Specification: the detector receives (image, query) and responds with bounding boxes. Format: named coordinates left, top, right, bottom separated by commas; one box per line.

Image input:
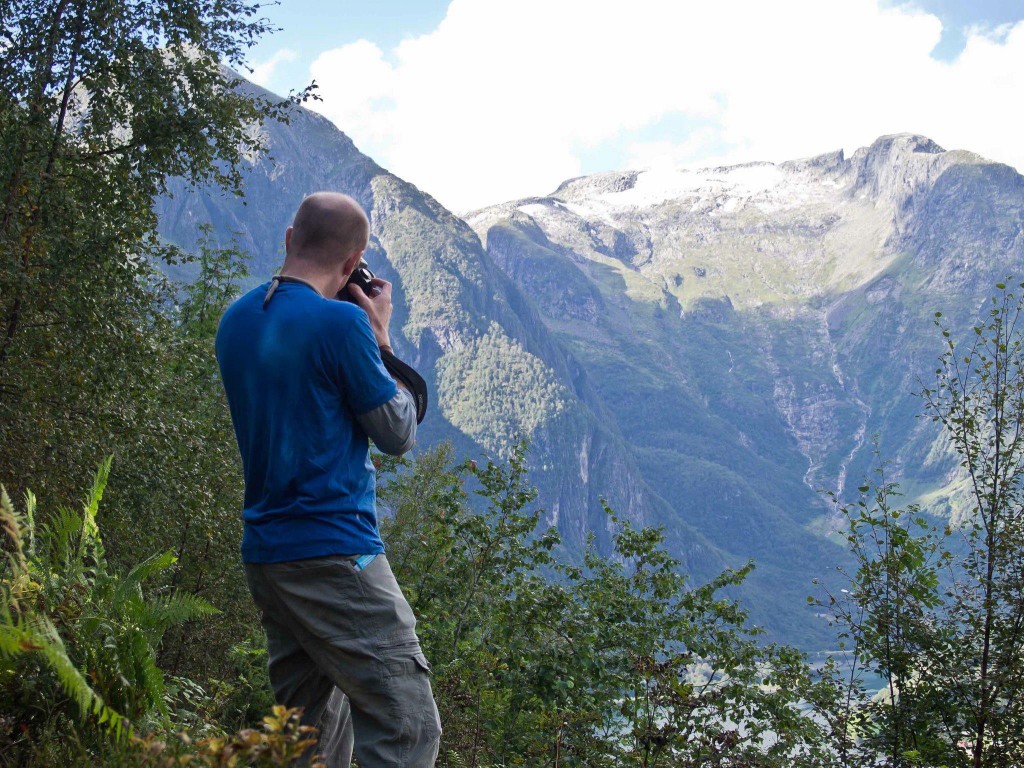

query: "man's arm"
left=356, top=385, right=416, bottom=456
left=347, top=277, right=416, bottom=456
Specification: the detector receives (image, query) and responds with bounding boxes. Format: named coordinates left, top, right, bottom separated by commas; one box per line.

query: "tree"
left=0, top=0, right=311, bottom=685
left=825, top=282, right=1024, bottom=767
left=922, top=284, right=1024, bottom=767
left=0, top=0, right=305, bottom=501
left=821, top=461, right=951, bottom=767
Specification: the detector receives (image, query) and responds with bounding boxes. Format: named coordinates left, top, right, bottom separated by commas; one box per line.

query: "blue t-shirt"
left=215, top=280, right=398, bottom=563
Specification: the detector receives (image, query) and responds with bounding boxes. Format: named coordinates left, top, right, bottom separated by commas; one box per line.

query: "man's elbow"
left=358, top=390, right=417, bottom=456
left=376, top=428, right=416, bottom=456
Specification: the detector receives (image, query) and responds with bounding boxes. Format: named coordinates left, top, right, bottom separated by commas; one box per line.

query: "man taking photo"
left=216, top=191, right=441, bottom=767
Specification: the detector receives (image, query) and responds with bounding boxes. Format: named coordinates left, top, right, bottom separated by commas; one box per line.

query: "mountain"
left=156, top=78, right=1024, bottom=647
left=465, top=134, right=1024, bottom=641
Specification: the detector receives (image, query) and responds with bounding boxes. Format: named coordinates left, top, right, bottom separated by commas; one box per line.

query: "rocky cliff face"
left=159, top=82, right=1024, bottom=648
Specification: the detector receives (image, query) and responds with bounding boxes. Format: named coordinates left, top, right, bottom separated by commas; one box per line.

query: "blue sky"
left=245, top=1, right=1024, bottom=211
left=892, top=0, right=1024, bottom=57
left=247, top=0, right=450, bottom=75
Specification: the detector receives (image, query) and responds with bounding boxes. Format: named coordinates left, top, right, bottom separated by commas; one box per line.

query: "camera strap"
left=380, top=349, right=429, bottom=425
left=263, top=274, right=323, bottom=309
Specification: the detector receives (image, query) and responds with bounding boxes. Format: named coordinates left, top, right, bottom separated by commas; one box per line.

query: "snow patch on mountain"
left=549, top=160, right=860, bottom=232
left=470, top=136, right=979, bottom=314
left=613, top=163, right=784, bottom=208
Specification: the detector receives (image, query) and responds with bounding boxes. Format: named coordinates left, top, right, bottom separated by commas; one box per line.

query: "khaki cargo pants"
left=244, top=554, right=442, bottom=767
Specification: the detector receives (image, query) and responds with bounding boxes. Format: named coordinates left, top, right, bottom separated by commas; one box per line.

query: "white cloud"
left=307, top=0, right=1024, bottom=212
left=250, top=48, right=298, bottom=88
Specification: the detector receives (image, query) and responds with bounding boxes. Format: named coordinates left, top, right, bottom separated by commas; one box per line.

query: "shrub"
left=0, top=459, right=216, bottom=762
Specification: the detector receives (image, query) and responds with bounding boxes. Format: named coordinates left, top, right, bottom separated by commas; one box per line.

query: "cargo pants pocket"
left=380, top=646, right=441, bottom=766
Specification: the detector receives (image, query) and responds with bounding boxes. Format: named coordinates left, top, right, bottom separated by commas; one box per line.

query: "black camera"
left=340, top=259, right=376, bottom=301
left=337, top=259, right=429, bottom=424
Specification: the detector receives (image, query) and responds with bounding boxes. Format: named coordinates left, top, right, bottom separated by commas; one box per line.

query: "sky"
left=245, top=0, right=1024, bottom=213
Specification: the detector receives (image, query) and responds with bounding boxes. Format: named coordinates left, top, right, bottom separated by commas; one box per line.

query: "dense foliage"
left=0, top=0, right=288, bottom=498
left=0, top=459, right=216, bottom=761
left=2, top=444, right=837, bottom=767
left=0, top=0, right=316, bottom=760
left=6, top=285, right=1024, bottom=766
left=0, top=0, right=311, bottom=688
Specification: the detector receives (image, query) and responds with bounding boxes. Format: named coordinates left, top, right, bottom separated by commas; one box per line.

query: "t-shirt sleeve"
left=324, top=306, right=398, bottom=415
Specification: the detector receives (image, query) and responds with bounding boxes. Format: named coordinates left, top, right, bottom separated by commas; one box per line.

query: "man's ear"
left=285, top=226, right=293, bottom=253
left=344, top=249, right=364, bottom=276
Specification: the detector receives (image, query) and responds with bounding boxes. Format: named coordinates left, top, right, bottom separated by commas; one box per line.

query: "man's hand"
left=347, top=277, right=393, bottom=348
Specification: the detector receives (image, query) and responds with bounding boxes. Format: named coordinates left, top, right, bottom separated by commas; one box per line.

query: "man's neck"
left=277, top=262, right=342, bottom=299
left=276, top=273, right=325, bottom=297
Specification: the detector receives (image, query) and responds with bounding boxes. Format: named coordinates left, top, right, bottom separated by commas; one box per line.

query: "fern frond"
left=106, top=551, right=174, bottom=611
left=42, top=506, right=84, bottom=572
left=24, top=489, right=36, bottom=558
left=1, top=485, right=27, bottom=574
left=83, top=456, right=113, bottom=528
left=0, top=618, right=28, bottom=657
left=0, top=614, right=127, bottom=739
left=0, top=485, right=16, bottom=540
left=80, top=456, right=113, bottom=564
left=144, top=592, right=219, bottom=641
left=126, top=550, right=178, bottom=586
left=133, top=631, right=168, bottom=718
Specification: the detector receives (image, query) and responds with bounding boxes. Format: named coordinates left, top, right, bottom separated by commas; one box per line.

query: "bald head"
left=287, top=192, right=370, bottom=265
